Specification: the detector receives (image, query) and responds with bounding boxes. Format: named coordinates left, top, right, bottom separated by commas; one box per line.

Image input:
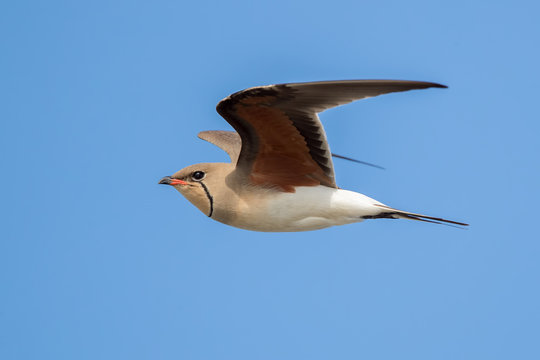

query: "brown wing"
left=216, top=80, right=446, bottom=192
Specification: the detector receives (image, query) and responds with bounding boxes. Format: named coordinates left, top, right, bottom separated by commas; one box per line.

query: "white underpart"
left=235, top=186, right=386, bottom=232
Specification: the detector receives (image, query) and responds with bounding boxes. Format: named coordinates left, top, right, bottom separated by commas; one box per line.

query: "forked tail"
left=368, top=204, right=469, bottom=227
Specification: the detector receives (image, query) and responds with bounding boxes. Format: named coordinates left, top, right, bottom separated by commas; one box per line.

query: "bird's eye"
left=191, top=171, right=205, bottom=181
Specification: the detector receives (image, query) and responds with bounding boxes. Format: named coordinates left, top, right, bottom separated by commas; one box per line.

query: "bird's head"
left=159, top=162, right=232, bottom=217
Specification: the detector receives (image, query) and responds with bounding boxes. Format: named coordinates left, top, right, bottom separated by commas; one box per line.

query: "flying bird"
left=159, top=80, right=468, bottom=231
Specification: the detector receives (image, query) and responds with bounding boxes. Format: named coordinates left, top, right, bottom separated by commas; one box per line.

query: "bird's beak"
left=158, top=176, right=188, bottom=186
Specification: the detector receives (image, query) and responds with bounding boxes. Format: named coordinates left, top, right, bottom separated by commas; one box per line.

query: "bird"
left=159, top=80, right=468, bottom=232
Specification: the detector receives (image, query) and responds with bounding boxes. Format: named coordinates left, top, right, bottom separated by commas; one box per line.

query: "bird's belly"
left=227, top=186, right=384, bottom=232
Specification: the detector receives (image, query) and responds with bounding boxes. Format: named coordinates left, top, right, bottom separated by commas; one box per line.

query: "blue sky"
left=1, top=0, right=539, bottom=359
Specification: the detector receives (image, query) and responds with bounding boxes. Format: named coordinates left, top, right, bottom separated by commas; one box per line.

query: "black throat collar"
left=199, top=181, right=214, bottom=217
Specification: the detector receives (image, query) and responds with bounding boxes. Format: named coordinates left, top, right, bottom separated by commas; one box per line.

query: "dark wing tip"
left=430, top=82, right=448, bottom=89
left=400, top=80, right=447, bottom=89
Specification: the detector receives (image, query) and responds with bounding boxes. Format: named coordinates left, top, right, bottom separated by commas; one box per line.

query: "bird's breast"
left=219, top=186, right=384, bottom=232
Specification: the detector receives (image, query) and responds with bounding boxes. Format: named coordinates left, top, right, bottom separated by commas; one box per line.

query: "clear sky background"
left=1, top=1, right=539, bottom=359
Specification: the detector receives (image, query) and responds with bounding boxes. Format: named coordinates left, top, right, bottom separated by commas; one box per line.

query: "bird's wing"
left=198, top=130, right=242, bottom=163
left=216, top=80, right=446, bottom=192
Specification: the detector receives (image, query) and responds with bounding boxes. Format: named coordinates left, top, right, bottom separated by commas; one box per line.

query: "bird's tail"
left=370, top=204, right=469, bottom=227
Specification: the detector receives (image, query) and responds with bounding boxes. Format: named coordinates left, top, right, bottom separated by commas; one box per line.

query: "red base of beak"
left=159, top=176, right=188, bottom=186
left=169, top=179, right=188, bottom=185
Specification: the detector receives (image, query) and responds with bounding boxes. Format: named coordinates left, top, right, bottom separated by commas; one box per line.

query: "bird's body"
left=209, top=181, right=384, bottom=232
left=227, top=186, right=385, bottom=232
left=159, top=80, right=468, bottom=231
